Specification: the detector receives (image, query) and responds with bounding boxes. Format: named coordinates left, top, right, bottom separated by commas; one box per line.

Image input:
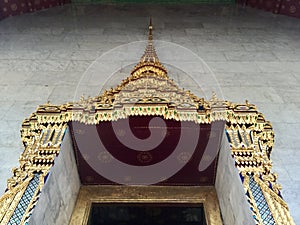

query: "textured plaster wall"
left=215, top=134, right=255, bottom=225
left=28, top=129, right=80, bottom=225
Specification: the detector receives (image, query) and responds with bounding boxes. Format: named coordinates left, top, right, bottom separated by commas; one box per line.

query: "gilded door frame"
left=69, top=185, right=222, bottom=225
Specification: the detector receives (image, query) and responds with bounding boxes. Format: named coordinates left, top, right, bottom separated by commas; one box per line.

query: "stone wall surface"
left=28, top=129, right=80, bottom=225
left=0, top=4, right=299, bottom=224
left=215, top=134, right=255, bottom=225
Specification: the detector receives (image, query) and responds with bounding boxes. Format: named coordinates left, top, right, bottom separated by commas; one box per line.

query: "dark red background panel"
left=69, top=116, right=225, bottom=186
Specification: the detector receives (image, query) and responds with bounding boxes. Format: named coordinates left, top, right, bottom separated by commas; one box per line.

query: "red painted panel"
left=238, top=0, right=300, bottom=18
left=0, top=0, right=29, bottom=18
left=69, top=116, right=225, bottom=186
left=279, top=0, right=300, bottom=18
left=246, top=0, right=280, bottom=12
left=0, top=0, right=70, bottom=19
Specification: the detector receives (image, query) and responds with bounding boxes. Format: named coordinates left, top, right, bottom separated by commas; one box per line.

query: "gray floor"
left=0, top=3, right=299, bottom=223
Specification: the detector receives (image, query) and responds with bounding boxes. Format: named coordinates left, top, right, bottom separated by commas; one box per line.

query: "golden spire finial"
left=148, top=17, right=153, bottom=41
left=130, top=18, right=168, bottom=78
left=140, top=17, right=159, bottom=64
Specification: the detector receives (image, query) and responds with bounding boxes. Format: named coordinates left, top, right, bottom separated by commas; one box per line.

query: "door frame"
left=69, top=185, right=222, bottom=225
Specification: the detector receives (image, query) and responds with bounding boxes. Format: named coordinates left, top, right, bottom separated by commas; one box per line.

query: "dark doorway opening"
left=87, top=203, right=207, bottom=225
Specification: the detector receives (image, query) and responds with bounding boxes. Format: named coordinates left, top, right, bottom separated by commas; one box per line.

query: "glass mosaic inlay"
left=249, top=176, right=276, bottom=225
left=7, top=174, right=40, bottom=225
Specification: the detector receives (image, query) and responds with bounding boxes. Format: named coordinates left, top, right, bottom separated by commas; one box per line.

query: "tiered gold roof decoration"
left=0, top=21, right=295, bottom=225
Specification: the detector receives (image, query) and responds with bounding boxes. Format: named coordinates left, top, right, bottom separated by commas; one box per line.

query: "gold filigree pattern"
left=227, top=109, right=295, bottom=225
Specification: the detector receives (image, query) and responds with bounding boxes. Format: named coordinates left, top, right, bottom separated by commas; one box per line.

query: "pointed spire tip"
left=130, top=19, right=168, bottom=77
left=148, top=17, right=153, bottom=41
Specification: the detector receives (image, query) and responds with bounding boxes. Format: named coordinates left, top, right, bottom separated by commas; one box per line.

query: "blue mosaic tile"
left=249, top=175, right=276, bottom=225
left=8, top=174, right=40, bottom=225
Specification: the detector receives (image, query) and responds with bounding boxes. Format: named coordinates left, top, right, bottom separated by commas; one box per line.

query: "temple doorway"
left=69, top=185, right=221, bottom=225
left=87, top=203, right=206, bottom=225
